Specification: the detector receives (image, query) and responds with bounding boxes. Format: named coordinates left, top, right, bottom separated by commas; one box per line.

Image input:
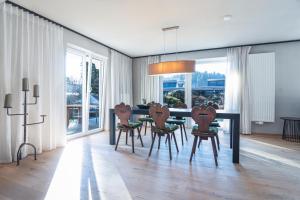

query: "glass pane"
left=192, top=62, right=226, bottom=109
left=88, top=58, right=102, bottom=131
left=163, top=74, right=185, bottom=107
left=66, top=52, right=84, bottom=135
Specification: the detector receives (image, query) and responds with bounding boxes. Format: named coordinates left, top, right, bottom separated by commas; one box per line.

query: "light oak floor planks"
left=0, top=130, right=299, bottom=200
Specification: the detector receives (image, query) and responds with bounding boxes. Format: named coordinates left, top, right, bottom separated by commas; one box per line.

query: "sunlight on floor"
left=43, top=140, right=132, bottom=200
left=44, top=143, right=83, bottom=200
left=241, top=147, right=300, bottom=169
left=245, top=138, right=298, bottom=151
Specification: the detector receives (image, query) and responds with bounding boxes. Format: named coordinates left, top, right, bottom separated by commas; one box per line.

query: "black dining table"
left=109, top=108, right=240, bottom=163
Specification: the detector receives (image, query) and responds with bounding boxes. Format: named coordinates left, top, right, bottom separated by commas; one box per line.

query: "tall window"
left=160, top=58, right=226, bottom=109
left=162, top=74, right=185, bottom=107
left=66, top=47, right=105, bottom=136
left=192, top=59, right=226, bottom=109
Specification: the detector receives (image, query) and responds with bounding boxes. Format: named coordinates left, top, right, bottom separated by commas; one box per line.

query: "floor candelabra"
left=4, top=78, right=46, bottom=165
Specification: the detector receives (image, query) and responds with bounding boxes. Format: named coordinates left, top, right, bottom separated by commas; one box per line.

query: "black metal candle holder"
left=4, top=78, right=46, bottom=166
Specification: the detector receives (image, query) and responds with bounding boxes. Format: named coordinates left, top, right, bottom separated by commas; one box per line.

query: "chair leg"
left=131, top=130, right=135, bottom=153
left=137, top=127, right=144, bottom=147
left=148, top=133, right=157, bottom=157
left=115, top=129, right=122, bottom=151
left=197, top=138, right=202, bottom=148
left=211, top=137, right=218, bottom=166
left=183, top=124, right=188, bottom=141
left=126, top=130, right=128, bottom=145
left=158, top=135, right=161, bottom=149
left=165, top=135, right=168, bottom=144
left=137, top=127, right=140, bottom=139
left=167, top=134, right=172, bottom=160
left=180, top=125, right=184, bottom=146
left=216, top=134, right=220, bottom=150
left=172, top=132, right=179, bottom=153
left=150, top=123, right=154, bottom=140
left=144, top=121, right=148, bottom=135
left=190, top=136, right=198, bottom=162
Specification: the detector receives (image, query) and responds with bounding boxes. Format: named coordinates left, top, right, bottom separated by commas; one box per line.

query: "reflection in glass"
left=66, top=52, right=83, bottom=135
left=88, top=58, right=102, bottom=131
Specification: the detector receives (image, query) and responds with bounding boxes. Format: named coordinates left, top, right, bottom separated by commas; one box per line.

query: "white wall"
left=251, top=42, right=300, bottom=134
left=151, top=41, right=300, bottom=134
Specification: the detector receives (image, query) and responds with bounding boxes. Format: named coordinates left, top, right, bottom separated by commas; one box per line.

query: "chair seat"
left=139, top=117, right=154, bottom=123
left=192, top=125, right=218, bottom=135
left=118, top=121, right=143, bottom=129
left=166, top=118, right=185, bottom=125
left=152, top=123, right=179, bottom=134
left=210, top=121, right=220, bottom=127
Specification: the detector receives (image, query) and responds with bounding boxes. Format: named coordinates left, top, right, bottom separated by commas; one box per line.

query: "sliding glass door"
left=66, top=51, right=84, bottom=135
left=66, top=47, right=105, bottom=137
left=87, top=58, right=103, bottom=131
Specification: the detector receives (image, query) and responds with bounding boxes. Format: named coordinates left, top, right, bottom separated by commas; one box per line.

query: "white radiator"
left=248, top=52, right=275, bottom=123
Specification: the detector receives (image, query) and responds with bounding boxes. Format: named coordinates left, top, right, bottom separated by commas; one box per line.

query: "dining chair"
left=148, top=104, right=179, bottom=160
left=138, top=101, right=155, bottom=136
left=166, top=102, right=188, bottom=145
left=198, top=103, right=220, bottom=149
left=190, top=105, right=219, bottom=166
left=114, top=103, right=144, bottom=153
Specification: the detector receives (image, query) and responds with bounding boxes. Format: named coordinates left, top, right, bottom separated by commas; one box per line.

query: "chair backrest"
left=174, top=102, right=188, bottom=109
left=207, top=102, right=219, bottom=109
left=115, top=102, right=131, bottom=126
left=147, top=101, right=156, bottom=106
left=192, top=106, right=216, bottom=132
left=149, top=104, right=169, bottom=129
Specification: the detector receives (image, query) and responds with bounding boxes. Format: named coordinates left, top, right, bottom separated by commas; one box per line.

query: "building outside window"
left=162, top=74, right=185, bottom=107
left=162, top=57, right=226, bottom=109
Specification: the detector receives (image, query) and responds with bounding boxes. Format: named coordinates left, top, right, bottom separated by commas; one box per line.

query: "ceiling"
left=9, top=0, right=300, bottom=57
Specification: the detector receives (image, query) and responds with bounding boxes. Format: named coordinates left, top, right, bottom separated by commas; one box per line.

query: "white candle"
left=4, top=94, right=12, bottom=108
left=22, top=78, right=29, bottom=91
left=33, top=84, right=39, bottom=97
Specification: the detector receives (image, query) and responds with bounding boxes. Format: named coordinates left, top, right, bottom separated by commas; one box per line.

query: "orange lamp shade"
left=148, top=60, right=195, bottom=75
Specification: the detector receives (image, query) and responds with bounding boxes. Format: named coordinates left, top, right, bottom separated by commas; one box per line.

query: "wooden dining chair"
left=197, top=103, right=220, bottom=150
left=114, top=103, right=143, bottom=153
left=190, top=105, right=219, bottom=166
left=166, top=102, right=188, bottom=145
left=138, top=101, right=155, bottom=136
left=148, top=104, right=179, bottom=160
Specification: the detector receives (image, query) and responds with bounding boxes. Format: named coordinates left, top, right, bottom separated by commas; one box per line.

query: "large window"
left=66, top=47, right=105, bottom=136
left=161, top=58, right=226, bottom=109
left=192, top=59, right=226, bottom=109
left=163, top=74, right=185, bottom=107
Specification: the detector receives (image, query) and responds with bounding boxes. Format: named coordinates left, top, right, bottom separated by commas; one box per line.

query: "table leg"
left=110, top=109, right=116, bottom=145
left=282, top=120, right=286, bottom=139
left=230, top=119, right=233, bottom=149
left=232, top=116, right=240, bottom=163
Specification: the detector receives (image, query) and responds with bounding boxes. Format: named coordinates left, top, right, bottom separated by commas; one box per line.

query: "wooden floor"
left=0, top=130, right=300, bottom=200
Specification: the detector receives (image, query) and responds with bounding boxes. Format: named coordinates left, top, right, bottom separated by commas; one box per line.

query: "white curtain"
left=103, top=50, right=133, bottom=130
left=225, top=46, right=252, bottom=134
left=132, top=56, right=161, bottom=105
left=0, top=3, right=66, bottom=163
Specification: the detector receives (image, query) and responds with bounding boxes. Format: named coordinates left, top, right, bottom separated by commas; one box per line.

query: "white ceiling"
left=9, top=0, right=300, bottom=57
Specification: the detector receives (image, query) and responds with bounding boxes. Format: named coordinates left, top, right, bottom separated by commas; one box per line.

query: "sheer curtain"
left=132, top=56, right=161, bottom=105
left=0, top=3, right=66, bottom=163
left=225, top=46, right=252, bottom=134
left=103, top=50, right=133, bottom=130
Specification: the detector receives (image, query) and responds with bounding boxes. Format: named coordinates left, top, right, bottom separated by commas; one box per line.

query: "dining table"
left=109, top=107, right=240, bottom=163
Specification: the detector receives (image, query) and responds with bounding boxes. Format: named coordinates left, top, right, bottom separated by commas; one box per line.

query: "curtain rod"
left=133, top=39, right=300, bottom=59
left=5, top=0, right=133, bottom=59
